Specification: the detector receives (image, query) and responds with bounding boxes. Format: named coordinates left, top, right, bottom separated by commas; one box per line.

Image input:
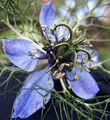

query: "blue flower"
left=2, top=1, right=99, bottom=119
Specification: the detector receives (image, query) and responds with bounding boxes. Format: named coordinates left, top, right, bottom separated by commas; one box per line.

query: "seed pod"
left=56, top=45, right=67, bottom=57
left=62, top=49, right=74, bottom=59
left=80, top=65, right=83, bottom=72
left=56, top=72, right=65, bottom=79
left=84, top=58, right=89, bottom=64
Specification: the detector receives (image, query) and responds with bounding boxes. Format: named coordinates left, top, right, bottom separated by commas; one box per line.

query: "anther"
left=31, top=50, right=38, bottom=54
left=56, top=72, right=65, bottom=79
left=68, top=86, right=73, bottom=89
left=27, top=51, right=32, bottom=56
left=91, top=56, right=98, bottom=62
left=84, top=65, right=90, bottom=72
left=33, top=55, right=40, bottom=58
left=74, top=73, right=79, bottom=81
left=48, top=80, right=51, bottom=85
left=89, top=63, right=92, bottom=68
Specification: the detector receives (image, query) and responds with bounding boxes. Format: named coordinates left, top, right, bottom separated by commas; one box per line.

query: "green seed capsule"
left=56, top=45, right=67, bottom=57
left=62, top=49, right=74, bottom=58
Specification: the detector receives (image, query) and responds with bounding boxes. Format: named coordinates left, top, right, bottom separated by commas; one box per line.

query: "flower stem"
left=73, top=14, right=91, bottom=33
left=4, top=21, right=24, bottom=38
left=59, top=78, right=69, bottom=93
left=3, top=21, right=46, bottom=54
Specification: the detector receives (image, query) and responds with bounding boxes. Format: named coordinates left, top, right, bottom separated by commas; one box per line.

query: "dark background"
left=0, top=70, right=110, bottom=120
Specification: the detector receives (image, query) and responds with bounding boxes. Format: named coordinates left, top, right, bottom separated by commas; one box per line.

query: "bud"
left=84, top=58, right=89, bottom=64
left=91, top=56, right=98, bottom=62
left=84, top=39, right=90, bottom=45
left=27, top=51, right=31, bottom=56
left=43, top=105, right=46, bottom=109
left=89, top=44, right=93, bottom=47
left=80, top=65, right=83, bottom=72
left=89, top=50, right=94, bottom=54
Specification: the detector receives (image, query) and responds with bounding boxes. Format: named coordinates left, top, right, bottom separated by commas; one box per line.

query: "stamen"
left=91, top=56, right=98, bottom=62
left=47, top=59, right=59, bottom=72
left=89, top=63, right=92, bottom=68
left=48, top=80, right=51, bottom=85
left=33, top=55, right=40, bottom=58
left=31, top=50, right=38, bottom=54
left=74, top=73, right=79, bottom=81
left=82, top=54, right=84, bottom=60
left=27, top=51, right=32, bottom=56
left=64, top=63, right=70, bottom=66
left=84, top=65, right=90, bottom=72
left=80, top=65, right=83, bottom=72
left=41, top=25, right=48, bottom=31
left=56, top=72, right=65, bottom=79
left=68, top=86, right=73, bottom=89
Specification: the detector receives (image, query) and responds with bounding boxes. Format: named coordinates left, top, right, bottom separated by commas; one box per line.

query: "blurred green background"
left=0, top=0, right=110, bottom=71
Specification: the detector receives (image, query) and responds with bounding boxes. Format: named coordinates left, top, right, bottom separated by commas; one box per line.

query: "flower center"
left=41, top=22, right=94, bottom=78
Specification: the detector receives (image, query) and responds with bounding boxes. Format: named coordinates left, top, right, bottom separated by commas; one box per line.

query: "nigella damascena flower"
left=2, top=1, right=99, bottom=119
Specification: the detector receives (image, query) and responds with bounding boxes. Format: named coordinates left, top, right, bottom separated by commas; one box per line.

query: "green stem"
left=4, top=21, right=46, bottom=54
left=4, top=21, right=24, bottom=38
left=73, top=14, right=91, bottom=33
left=60, top=78, right=69, bottom=93
left=56, top=93, right=92, bottom=120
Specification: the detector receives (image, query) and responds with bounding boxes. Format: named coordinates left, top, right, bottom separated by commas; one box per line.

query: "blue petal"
left=12, top=66, right=54, bottom=119
left=66, top=67, right=99, bottom=99
left=39, top=2, right=55, bottom=27
left=2, top=39, right=41, bottom=72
